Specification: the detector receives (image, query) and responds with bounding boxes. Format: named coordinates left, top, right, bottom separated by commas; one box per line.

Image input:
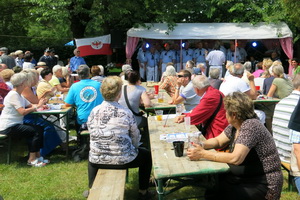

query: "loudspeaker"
left=110, top=30, right=124, bottom=49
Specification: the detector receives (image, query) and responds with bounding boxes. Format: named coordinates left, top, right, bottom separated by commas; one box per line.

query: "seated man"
left=273, top=73, right=300, bottom=163
left=175, top=75, right=228, bottom=139
left=170, top=70, right=201, bottom=112
left=65, top=65, right=103, bottom=133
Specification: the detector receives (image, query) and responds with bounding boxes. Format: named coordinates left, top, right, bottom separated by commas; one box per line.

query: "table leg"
left=65, top=111, right=70, bottom=157
left=157, top=179, right=164, bottom=200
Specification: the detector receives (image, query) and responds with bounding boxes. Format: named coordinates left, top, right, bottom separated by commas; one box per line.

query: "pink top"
left=253, top=69, right=264, bottom=78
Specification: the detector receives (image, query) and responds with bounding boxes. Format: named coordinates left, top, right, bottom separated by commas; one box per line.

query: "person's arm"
left=187, top=132, right=250, bottom=165
left=171, top=78, right=184, bottom=104
left=17, top=98, right=47, bottom=116
left=22, top=87, right=39, bottom=104
left=267, top=84, right=277, bottom=98
left=55, top=84, right=69, bottom=93
left=140, top=91, right=152, bottom=107
left=294, top=143, right=300, bottom=170
left=244, top=72, right=257, bottom=100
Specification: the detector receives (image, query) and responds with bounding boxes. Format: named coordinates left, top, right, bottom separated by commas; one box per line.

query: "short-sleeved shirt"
left=49, top=76, right=60, bottom=87
left=87, top=101, right=140, bottom=165
left=272, top=78, right=293, bottom=99
left=182, top=49, right=194, bottom=63
left=224, top=119, right=283, bottom=200
left=206, top=50, right=226, bottom=66
left=65, top=79, right=103, bottom=125
left=179, top=81, right=201, bottom=111
left=118, top=85, right=146, bottom=125
left=69, top=56, right=86, bottom=72
left=193, top=48, right=206, bottom=63
left=36, top=79, right=54, bottom=100
left=160, top=50, right=175, bottom=63
left=290, top=130, right=300, bottom=177
left=145, top=52, right=159, bottom=67
left=159, top=76, right=177, bottom=97
left=0, top=91, right=30, bottom=131
left=219, top=76, right=250, bottom=96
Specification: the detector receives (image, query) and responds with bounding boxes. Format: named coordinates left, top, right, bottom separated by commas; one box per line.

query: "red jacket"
left=185, top=86, right=228, bottom=139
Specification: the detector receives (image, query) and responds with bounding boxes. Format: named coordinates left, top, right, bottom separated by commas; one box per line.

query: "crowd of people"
left=0, top=42, right=300, bottom=200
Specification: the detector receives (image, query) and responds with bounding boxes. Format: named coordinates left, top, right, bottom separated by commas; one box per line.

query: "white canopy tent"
left=126, top=22, right=294, bottom=74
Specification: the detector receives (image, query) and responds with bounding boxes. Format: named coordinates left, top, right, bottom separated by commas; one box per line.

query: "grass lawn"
left=0, top=138, right=299, bottom=200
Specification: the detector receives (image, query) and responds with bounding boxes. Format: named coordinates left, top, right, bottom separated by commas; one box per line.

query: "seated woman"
left=267, top=64, right=293, bottom=99
left=21, top=69, right=64, bottom=156
left=118, top=70, right=152, bottom=129
left=59, top=66, right=73, bottom=88
left=0, top=72, right=48, bottom=166
left=87, top=76, right=153, bottom=199
left=91, top=65, right=105, bottom=83
left=49, top=65, right=69, bottom=93
left=187, top=92, right=283, bottom=200
left=36, top=68, right=56, bottom=101
left=0, top=69, right=15, bottom=90
left=159, top=65, right=177, bottom=97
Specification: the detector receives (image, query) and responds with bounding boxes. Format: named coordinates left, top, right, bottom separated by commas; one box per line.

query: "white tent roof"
left=127, top=22, right=292, bottom=40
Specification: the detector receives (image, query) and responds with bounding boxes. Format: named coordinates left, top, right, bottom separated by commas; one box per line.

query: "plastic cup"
left=157, top=93, right=164, bottom=103
left=173, top=141, right=184, bottom=157
left=188, top=132, right=203, bottom=149
left=255, top=86, right=260, bottom=91
left=176, top=104, right=183, bottom=116
left=184, top=116, right=191, bottom=133
left=155, top=110, right=163, bottom=121
left=154, top=85, right=159, bottom=94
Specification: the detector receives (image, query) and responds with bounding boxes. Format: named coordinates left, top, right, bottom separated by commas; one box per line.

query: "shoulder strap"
left=123, top=85, right=143, bottom=116
left=203, top=94, right=223, bottom=131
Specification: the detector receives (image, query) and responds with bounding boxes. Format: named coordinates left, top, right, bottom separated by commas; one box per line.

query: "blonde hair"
left=61, top=67, right=69, bottom=77
left=0, top=69, right=15, bottom=82
left=101, top=76, right=123, bottom=101
left=272, top=65, right=284, bottom=78
left=22, top=69, right=39, bottom=86
left=224, top=92, right=257, bottom=121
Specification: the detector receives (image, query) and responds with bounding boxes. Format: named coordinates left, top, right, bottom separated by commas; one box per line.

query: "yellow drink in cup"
left=158, top=98, right=164, bottom=103
left=155, top=110, right=163, bottom=121
left=156, top=115, right=163, bottom=121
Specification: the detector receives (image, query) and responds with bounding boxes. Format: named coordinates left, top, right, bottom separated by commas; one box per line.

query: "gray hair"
left=192, top=75, right=210, bottom=89
left=22, top=69, right=39, bottom=86
left=164, top=65, right=176, bottom=76
left=52, top=65, right=62, bottom=74
left=77, top=65, right=90, bottom=80
left=122, top=64, right=132, bottom=72
left=243, top=61, right=252, bottom=72
left=209, top=68, right=221, bottom=79
left=185, top=60, right=195, bottom=69
left=10, top=72, right=28, bottom=87
left=98, top=65, right=104, bottom=75
left=232, top=63, right=245, bottom=76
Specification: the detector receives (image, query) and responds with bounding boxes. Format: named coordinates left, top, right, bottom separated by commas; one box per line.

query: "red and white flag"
left=75, top=35, right=112, bottom=57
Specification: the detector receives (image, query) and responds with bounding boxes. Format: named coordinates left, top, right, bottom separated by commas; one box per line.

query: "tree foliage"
left=0, top=0, right=300, bottom=56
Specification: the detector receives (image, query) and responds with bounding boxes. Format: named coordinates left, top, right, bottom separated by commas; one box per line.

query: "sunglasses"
left=177, top=75, right=185, bottom=78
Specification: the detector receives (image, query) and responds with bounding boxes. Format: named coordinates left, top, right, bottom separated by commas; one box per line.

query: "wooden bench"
left=0, top=134, right=11, bottom=164
left=281, top=161, right=295, bottom=191
left=88, top=169, right=127, bottom=200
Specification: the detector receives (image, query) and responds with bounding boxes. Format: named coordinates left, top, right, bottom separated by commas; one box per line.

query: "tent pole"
left=180, top=39, right=182, bottom=70
left=234, top=39, right=237, bottom=63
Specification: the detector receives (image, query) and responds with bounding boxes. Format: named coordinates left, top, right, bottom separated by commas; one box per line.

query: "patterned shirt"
left=87, top=101, right=140, bottom=165
left=224, top=119, right=283, bottom=200
left=159, top=76, right=177, bottom=97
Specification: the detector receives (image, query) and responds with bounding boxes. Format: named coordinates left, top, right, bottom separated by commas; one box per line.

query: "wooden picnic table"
left=148, top=115, right=229, bottom=200
left=253, top=96, right=280, bottom=133
left=32, top=106, right=73, bottom=157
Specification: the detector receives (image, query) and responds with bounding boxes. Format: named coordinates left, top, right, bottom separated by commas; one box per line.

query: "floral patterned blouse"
left=87, top=101, right=140, bottom=165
